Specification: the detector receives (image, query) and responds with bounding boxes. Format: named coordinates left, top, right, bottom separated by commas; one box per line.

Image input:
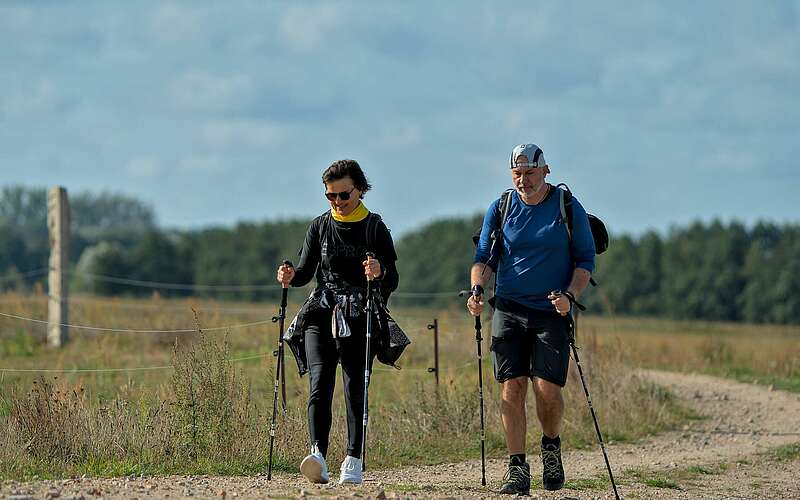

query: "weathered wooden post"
left=427, top=318, right=440, bottom=387
left=47, top=186, right=70, bottom=347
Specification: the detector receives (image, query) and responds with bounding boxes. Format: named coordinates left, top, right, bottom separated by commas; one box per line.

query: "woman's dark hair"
left=322, top=159, right=371, bottom=196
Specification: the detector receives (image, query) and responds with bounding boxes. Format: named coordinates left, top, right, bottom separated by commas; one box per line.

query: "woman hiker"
left=276, top=159, right=399, bottom=485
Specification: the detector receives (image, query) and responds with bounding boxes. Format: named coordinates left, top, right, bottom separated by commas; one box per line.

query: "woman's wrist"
left=372, top=261, right=385, bottom=281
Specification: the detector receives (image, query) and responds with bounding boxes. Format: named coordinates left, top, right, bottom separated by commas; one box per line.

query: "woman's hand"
left=276, top=263, right=295, bottom=287
left=363, top=256, right=382, bottom=281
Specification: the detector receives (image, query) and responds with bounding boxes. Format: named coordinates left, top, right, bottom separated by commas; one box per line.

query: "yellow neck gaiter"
left=331, top=201, right=369, bottom=222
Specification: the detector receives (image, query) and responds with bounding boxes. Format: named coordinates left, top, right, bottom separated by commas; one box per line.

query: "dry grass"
left=578, top=315, right=800, bottom=392
left=1, top=292, right=773, bottom=479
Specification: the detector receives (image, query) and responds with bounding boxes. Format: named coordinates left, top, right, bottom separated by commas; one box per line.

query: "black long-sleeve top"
left=290, top=212, right=399, bottom=301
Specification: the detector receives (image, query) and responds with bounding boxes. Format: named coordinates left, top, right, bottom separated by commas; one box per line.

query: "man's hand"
left=466, top=284, right=484, bottom=316
left=548, top=290, right=571, bottom=316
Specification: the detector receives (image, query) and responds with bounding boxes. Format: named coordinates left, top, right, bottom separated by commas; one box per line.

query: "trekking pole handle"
left=365, top=252, right=376, bottom=282
left=550, top=289, right=586, bottom=311
left=271, top=260, right=293, bottom=322
left=458, top=285, right=484, bottom=298
left=280, top=260, right=294, bottom=289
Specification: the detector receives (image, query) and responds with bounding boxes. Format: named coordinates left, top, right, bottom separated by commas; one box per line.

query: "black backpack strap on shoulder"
left=318, top=211, right=338, bottom=284
left=488, top=188, right=514, bottom=262
left=318, top=211, right=332, bottom=246
left=497, top=188, right=514, bottom=230
left=556, top=183, right=574, bottom=240
left=365, top=212, right=382, bottom=253
left=557, top=183, right=598, bottom=287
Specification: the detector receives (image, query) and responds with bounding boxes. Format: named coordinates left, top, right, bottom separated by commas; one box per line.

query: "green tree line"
left=1, top=186, right=798, bottom=324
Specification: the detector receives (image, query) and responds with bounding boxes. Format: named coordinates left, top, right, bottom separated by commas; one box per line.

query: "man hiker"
left=466, top=143, right=596, bottom=495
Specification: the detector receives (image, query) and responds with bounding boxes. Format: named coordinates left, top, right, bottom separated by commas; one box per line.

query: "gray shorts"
left=490, top=296, right=572, bottom=387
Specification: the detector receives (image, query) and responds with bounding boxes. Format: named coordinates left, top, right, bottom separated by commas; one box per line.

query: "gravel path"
left=2, top=370, right=799, bottom=499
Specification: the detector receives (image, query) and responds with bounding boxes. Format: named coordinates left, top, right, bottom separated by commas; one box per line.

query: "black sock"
left=542, top=434, right=560, bottom=447
left=509, top=453, right=526, bottom=466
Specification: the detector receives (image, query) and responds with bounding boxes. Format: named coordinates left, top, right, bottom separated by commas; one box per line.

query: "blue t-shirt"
left=474, top=187, right=596, bottom=311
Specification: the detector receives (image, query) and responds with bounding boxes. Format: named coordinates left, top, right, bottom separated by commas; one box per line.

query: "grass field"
left=582, top=315, right=800, bottom=392
left=1, top=292, right=797, bottom=480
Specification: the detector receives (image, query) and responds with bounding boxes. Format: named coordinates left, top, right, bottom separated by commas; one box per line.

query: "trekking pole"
left=267, top=260, right=292, bottom=481
left=360, top=252, right=376, bottom=472
left=459, top=289, right=487, bottom=486
left=555, top=292, right=620, bottom=500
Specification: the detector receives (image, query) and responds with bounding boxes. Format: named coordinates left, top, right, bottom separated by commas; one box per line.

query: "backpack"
left=472, top=184, right=608, bottom=283
left=556, top=183, right=609, bottom=256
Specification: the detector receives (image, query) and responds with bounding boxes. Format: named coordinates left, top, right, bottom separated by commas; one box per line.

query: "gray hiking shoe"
left=499, top=462, right=530, bottom=495
left=541, top=442, right=565, bottom=491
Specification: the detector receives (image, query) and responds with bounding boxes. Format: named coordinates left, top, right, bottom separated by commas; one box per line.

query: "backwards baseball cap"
left=510, top=143, right=546, bottom=168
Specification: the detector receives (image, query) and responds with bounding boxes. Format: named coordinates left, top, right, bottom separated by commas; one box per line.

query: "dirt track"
left=2, top=371, right=800, bottom=499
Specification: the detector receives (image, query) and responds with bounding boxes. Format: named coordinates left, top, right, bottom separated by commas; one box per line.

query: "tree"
left=75, top=241, right=131, bottom=295
left=394, top=214, right=481, bottom=307
left=125, top=230, right=192, bottom=297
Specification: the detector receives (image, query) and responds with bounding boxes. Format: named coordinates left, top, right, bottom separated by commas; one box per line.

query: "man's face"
left=511, top=155, right=548, bottom=198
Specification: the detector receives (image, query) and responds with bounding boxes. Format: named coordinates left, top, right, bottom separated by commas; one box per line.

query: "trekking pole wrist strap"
left=563, top=290, right=587, bottom=311
left=471, top=284, right=484, bottom=298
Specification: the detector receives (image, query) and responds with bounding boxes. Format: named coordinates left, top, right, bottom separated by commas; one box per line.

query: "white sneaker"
left=338, top=455, right=363, bottom=485
left=299, top=445, right=329, bottom=484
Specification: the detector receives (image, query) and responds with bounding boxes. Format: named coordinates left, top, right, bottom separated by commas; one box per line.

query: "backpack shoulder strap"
left=497, top=188, right=514, bottom=231
left=365, top=212, right=382, bottom=252
left=318, top=211, right=332, bottom=242
left=555, top=183, right=574, bottom=241
left=317, top=211, right=335, bottom=282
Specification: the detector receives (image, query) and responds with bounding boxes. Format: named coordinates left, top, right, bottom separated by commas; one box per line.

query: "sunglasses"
left=325, top=188, right=356, bottom=201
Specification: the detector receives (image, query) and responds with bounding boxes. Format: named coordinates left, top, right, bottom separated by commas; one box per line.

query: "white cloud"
left=504, top=109, right=526, bottom=132
left=279, top=4, right=342, bottom=51
left=149, top=3, right=204, bottom=44
left=380, top=123, right=421, bottom=148
left=167, top=72, right=253, bottom=113
left=3, top=4, right=35, bottom=30
left=201, top=119, right=289, bottom=148
left=126, top=157, right=161, bottom=178
left=179, top=155, right=228, bottom=174
left=704, top=148, right=759, bottom=174
left=5, top=79, right=61, bottom=116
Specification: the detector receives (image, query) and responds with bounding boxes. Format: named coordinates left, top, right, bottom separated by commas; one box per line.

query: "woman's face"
left=325, top=176, right=362, bottom=217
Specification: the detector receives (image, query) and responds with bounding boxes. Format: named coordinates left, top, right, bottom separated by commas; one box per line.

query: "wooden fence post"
left=47, top=186, right=70, bottom=347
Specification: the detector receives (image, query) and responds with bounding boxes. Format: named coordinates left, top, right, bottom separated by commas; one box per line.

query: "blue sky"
left=1, top=1, right=798, bottom=236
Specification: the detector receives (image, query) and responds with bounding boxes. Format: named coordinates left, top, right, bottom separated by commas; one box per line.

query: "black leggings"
left=304, top=316, right=375, bottom=459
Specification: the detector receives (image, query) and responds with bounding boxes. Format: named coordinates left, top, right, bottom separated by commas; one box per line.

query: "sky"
left=1, top=1, right=798, bottom=237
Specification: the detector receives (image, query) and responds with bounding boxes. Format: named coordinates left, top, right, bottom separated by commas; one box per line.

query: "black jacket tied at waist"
left=283, top=285, right=409, bottom=375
